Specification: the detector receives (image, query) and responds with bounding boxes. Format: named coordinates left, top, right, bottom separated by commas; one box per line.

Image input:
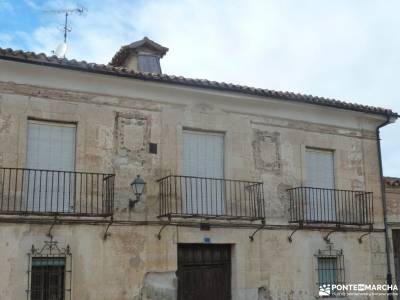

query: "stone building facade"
left=0, top=38, right=398, bottom=300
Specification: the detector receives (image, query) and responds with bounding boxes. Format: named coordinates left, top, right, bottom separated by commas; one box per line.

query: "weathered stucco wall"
left=0, top=59, right=392, bottom=299
left=0, top=223, right=387, bottom=300
left=0, top=79, right=384, bottom=225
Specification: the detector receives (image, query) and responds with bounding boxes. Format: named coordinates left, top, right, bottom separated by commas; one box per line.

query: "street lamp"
left=129, top=175, right=146, bottom=209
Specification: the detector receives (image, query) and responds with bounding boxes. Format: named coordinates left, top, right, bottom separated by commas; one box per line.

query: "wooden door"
left=177, top=244, right=231, bottom=300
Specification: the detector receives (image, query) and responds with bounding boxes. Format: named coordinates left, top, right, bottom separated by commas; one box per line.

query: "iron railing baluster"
left=0, top=168, right=5, bottom=211
left=19, top=169, right=24, bottom=211
left=14, top=168, right=17, bottom=211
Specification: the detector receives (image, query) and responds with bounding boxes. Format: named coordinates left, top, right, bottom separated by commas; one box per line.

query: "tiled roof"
left=385, top=177, right=400, bottom=187
left=0, top=47, right=398, bottom=118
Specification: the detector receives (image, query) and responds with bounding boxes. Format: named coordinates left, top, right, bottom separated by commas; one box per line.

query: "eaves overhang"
left=0, top=47, right=398, bottom=119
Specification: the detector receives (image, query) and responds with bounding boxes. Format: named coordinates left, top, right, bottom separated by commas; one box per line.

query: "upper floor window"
left=182, top=130, right=224, bottom=215
left=305, top=148, right=336, bottom=222
left=289, top=147, right=373, bottom=226
left=182, top=130, right=224, bottom=179
left=157, top=129, right=264, bottom=221
left=26, top=120, right=76, bottom=213
left=27, top=120, right=76, bottom=172
left=305, top=148, right=334, bottom=189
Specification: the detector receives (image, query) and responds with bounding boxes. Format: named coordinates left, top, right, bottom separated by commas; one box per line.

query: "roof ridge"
left=0, top=47, right=398, bottom=118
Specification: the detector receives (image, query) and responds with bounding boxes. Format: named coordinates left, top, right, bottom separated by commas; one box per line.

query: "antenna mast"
left=45, top=6, right=87, bottom=57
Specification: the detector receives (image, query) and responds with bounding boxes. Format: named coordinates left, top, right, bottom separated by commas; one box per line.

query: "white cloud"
left=0, top=32, right=13, bottom=43
left=6, top=0, right=400, bottom=176
left=24, top=0, right=40, bottom=10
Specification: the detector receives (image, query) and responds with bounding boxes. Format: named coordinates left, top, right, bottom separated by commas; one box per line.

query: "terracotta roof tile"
left=385, top=177, right=400, bottom=187
left=0, top=47, right=398, bottom=118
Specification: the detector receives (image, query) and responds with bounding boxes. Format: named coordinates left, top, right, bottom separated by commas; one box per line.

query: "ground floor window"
left=27, top=238, right=72, bottom=300
left=316, top=245, right=345, bottom=297
left=31, top=258, right=66, bottom=300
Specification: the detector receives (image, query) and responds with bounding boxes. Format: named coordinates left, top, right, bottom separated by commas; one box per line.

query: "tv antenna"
left=45, top=6, right=87, bottom=58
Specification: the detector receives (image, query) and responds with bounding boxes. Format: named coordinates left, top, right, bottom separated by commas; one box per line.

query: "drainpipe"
left=376, top=115, right=393, bottom=300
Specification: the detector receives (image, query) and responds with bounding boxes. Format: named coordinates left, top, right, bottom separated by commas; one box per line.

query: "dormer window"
left=110, top=37, right=168, bottom=74
left=138, top=54, right=161, bottom=73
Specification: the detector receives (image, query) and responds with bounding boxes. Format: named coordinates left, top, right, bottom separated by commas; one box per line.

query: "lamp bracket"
left=129, top=197, right=140, bottom=209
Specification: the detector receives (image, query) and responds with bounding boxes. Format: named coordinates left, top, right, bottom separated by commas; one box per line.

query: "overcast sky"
left=0, top=0, right=399, bottom=177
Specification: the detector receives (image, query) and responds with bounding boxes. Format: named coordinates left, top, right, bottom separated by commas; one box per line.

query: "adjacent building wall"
left=386, top=181, right=400, bottom=224
left=386, top=179, right=400, bottom=290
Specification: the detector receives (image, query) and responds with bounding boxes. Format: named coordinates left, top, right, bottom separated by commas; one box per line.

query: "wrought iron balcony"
left=158, top=175, right=265, bottom=221
left=288, top=187, right=373, bottom=226
left=0, top=167, right=115, bottom=217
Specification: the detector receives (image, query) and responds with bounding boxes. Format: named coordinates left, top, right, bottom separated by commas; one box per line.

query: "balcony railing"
left=0, top=167, right=115, bottom=217
left=158, top=175, right=265, bottom=221
left=288, top=187, right=373, bottom=226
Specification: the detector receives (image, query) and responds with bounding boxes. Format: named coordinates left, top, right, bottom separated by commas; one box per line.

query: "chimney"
left=110, top=37, right=168, bottom=74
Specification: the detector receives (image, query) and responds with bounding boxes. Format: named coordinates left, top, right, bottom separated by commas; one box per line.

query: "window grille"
left=315, top=245, right=345, bottom=297
left=27, top=238, right=72, bottom=300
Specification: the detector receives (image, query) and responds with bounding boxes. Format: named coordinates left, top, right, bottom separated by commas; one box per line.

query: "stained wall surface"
left=0, top=59, right=392, bottom=299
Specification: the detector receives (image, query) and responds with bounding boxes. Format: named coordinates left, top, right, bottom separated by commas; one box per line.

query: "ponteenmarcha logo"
left=319, top=283, right=398, bottom=297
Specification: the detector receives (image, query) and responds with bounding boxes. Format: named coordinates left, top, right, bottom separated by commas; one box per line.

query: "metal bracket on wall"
left=358, top=224, right=373, bottom=243
left=157, top=221, right=171, bottom=240
left=103, top=216, right=113, bottom=240
left=249, top=225, right=265, bottom=242
left=358, top=231, right=372, bottom=244
left=323, top=228, right=340, bottom=243
left=288, top=228, right=300, bottom=243
left=47, top=216, right=58, bottom=239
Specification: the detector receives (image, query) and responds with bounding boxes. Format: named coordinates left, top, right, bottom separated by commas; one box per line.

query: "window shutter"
left=182, top=130, right=224, bottom=215
left=26, top=121, right=76, bottom=212
left=27, top=121, right=76, bottom=171
left=305, top=148, right=334, bottom=188
left=138, top=55, right=161, bottom=73
left=183, top=131, right=224, bottom=178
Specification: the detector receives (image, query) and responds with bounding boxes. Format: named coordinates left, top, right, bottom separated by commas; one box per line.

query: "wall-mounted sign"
left=203, top=237, right=211, bottom=244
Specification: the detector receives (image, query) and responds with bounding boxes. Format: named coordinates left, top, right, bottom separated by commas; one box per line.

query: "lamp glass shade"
left=131, top=175, right=145, bottom=195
